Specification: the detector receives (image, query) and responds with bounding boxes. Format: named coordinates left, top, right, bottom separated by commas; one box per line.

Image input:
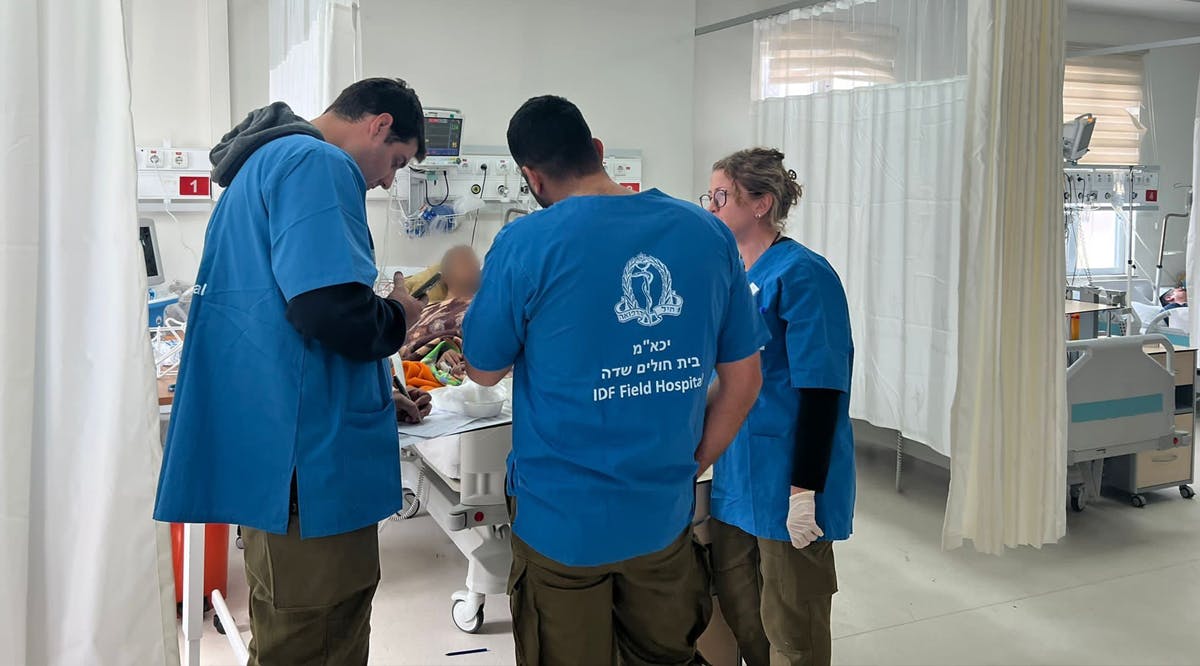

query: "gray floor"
left=195, top=446, right=1200, bottom=665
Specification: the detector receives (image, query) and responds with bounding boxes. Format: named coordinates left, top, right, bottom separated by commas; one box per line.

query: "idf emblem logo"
left=614, top=253, right=684, bottom=327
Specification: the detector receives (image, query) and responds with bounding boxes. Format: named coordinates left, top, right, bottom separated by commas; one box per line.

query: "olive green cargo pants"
left=507, top=499, right=713, bottom=665
left=241, top=512, right=380, bottom=666
left=709, top=519, right=837, bottom=666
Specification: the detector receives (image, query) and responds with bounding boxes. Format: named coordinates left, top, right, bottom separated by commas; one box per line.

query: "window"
left=1063, top=52, right=1144, bottom=276
left=1063, top=52, right=1145, bottom=165
left=755, top=19, right=899, bottom=98
left=1067, top=208, right=1126, bottom=278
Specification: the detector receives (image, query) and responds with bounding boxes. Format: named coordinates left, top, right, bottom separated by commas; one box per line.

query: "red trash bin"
left=171, top=523, right=230, bottom=605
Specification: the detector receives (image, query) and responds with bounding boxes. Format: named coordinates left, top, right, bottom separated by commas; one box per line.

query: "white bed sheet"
left=399, top=406, right=513, bottom=482
left=1132, top=301, right=1191, bottom=338
left=397, top=410, right=482, bottom=441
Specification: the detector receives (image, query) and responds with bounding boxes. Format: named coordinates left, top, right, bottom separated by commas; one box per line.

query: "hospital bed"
left=396, top=402, right=514, bottom=633
left=1132, top=300, right=1190, bottom=347
left=1064, top=335, right=1190, bottom=510
left=892, top=332, right=1192, bottom=513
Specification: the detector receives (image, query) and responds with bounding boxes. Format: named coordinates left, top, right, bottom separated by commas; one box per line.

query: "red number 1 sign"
left=179, top=176, right=211, bottom=197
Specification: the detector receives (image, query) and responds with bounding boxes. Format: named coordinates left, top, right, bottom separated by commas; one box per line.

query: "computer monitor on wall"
left=139, top=218, right=165, bottom=287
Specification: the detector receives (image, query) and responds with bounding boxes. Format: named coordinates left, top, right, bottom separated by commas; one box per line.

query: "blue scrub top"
left=464, top=189, right=769, bottom=567
left=153, top=135, right=402, bottom=538
left=711, top=238, right=856, bottom=542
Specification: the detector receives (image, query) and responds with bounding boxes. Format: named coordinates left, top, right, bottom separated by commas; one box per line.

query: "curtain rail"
left=1071, top=35, right=1200, bottom=58
left=694, top=0, right=825, bottom=36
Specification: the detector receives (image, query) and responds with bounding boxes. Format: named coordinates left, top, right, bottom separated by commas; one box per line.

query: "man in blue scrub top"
left=704, top=148, right=855, bottom=666
left=154, top=79, right=430, bottom=665
left=463, top=96, right=769, bottom=666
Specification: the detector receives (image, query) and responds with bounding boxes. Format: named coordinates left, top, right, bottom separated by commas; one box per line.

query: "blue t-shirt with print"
left=464, top=189, right=768, bottom=567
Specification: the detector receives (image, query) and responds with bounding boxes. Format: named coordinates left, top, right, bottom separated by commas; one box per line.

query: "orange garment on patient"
left=402, top=360, right=444, bottom=391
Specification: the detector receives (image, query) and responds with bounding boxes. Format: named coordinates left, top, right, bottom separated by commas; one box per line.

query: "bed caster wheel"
left=452, top=591, right=485, bottom=634
left=214, top=613, right=226, bottom=636
left=452, top=599, right=484, bottom=634
left=235, top=526, right=244, bottom=550
left=1181, top=485, right=1195, bottom=499
left=1131, top=494, right=1147, bottom=508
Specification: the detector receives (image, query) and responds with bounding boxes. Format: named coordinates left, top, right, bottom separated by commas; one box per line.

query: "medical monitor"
left=1063, top=113, right=1096, bottom=163
left=139, top=217, right=165, bottom=287
left=422, top=108, right=464, bottom=166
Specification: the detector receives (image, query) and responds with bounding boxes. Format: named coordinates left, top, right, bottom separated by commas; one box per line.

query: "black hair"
left=507, top=95, right=603, bottom=179
left=326, top=78, right=427, bottom=161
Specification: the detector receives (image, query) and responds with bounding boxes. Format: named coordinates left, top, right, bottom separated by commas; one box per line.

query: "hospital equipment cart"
left=1103, top=345, right=1197, bottom=506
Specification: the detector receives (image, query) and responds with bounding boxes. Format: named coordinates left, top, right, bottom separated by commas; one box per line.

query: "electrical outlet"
left=143, top=148, right=164, bottom=169
left=171, top=151, right=189, bottom=169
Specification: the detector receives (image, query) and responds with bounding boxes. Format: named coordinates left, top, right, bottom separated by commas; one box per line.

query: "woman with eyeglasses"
left=700, top=148, right=856, bottom=666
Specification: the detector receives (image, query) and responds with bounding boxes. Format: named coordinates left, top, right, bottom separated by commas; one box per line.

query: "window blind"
left=1064, top=53, right=1145, bottom=165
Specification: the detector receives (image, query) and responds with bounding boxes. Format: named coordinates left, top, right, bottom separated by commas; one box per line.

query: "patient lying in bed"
left=398, top=246, right=481, bottom=384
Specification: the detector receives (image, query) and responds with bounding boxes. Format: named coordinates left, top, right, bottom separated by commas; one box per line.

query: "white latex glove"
left=786, top=490, right=824, bottom=549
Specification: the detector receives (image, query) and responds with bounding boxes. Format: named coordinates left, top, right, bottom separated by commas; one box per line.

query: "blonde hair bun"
left=711, top=148, right=803, bottom=231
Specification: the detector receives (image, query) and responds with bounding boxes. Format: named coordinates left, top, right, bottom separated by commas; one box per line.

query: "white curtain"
left=754, top=0, right=1067, bottom=553
left=753, top=0, right=968, bottom=456
left=269, top=0, right=362, bottom=119
left=1, top=0, right=176, bottom=664
left=944, top=0, right=1067, bottom=553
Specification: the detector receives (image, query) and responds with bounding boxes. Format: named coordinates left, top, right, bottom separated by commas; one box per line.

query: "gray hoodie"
left=209, top=102, right=324, bottom=187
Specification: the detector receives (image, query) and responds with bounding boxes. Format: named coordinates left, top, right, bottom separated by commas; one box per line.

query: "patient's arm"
left=466, top=362, right=510, bottom=387
left=695, top=353, right=763, bottom=474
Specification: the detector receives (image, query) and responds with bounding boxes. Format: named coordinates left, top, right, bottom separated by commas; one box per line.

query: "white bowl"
left=463, top=400, right=504, bottom=418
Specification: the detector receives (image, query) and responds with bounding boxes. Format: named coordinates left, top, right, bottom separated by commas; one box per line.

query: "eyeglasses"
left=699, top=188, right=729, bottom=210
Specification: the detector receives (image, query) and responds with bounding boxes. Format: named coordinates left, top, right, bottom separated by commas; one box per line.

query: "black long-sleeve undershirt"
left=285, top=282, right=408, bottom=362
left=792, top=388, right=840, bottom=492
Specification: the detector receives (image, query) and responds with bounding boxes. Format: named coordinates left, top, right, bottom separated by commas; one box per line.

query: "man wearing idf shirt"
left=464, top=95, right=769, bottom=665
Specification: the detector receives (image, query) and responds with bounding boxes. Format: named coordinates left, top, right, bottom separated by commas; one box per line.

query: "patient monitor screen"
left=424, top=116, right=463, bottom=157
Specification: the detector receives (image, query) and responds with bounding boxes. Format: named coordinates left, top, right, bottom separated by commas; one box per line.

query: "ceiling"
left=1068, top=0, right=1200, bottom=24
